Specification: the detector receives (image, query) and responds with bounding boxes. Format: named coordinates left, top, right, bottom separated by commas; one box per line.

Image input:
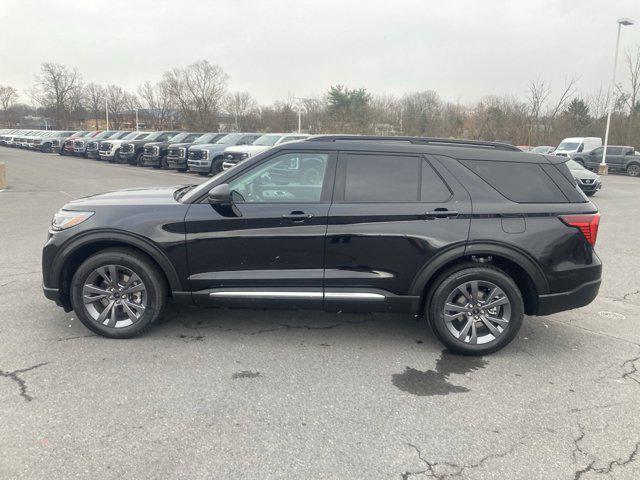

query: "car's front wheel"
left=427, top=264, right=524, bottom=355
left=70, top=248, right=167, bottom=338
left=627, top=163, right=640, bottom=177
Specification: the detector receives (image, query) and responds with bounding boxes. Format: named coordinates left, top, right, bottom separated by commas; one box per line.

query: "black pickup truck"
left=141, top=132, right=203, bottom=169
left=117, top=131, right=180, bottom=166
left=165, top=132, right=226, bottom=171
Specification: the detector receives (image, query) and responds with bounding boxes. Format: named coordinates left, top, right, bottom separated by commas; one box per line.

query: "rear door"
left=324, top=151, right=471, bottom=312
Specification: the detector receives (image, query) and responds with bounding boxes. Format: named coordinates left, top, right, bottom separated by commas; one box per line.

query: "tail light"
left=559, top=213, right=600, bottom=246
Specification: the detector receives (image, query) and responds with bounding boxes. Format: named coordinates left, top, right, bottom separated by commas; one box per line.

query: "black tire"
left=426, top=264, right=524, bottom=355
left=210, top=156, right=223, bottom=174
left=159, top=155, right=169, bottom=169
left=70, top=248, right=167, bottom=339
left=134, top=151, right=144, bottom=166
left=627, top=163, right=640, bottom=177
left=198, top=171, right=209, bottom=176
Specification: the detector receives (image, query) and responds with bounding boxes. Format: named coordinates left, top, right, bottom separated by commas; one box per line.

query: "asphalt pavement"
left=1, top=148, right=639, bottom=479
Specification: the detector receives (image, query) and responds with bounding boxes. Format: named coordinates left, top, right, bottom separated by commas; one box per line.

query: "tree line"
left=1, top=50, right=639, bottom=147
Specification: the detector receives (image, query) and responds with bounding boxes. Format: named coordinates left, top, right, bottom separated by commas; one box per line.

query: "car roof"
left=285, top=135, right=559, bottom=164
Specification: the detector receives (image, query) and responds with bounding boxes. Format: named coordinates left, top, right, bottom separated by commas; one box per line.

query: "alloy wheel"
left=628, top=164, right=640, bottom=177
left=82, top=264, right=147, bottom=328
left=443, top=280, right=511, bottom=345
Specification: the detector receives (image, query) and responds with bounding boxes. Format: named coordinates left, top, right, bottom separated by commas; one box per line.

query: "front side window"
left=591, top=147, right=603, bottom=155
left=228, top=152, right=329, bottom=203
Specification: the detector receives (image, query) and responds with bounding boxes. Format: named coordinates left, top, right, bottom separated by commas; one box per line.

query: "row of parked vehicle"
left=0, top=128, right=310, bottom=175
left=524, top=137, right=640, bottom=177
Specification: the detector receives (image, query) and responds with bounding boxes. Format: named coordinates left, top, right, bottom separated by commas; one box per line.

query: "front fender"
left=48, top=229, right=184, bottom=293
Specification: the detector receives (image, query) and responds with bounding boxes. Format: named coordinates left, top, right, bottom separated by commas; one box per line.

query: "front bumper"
left=577, top=180, right=601, bottom=194
left=187, top=160, right=211, bottom=172
left=86, top=150, right=99, bottom=158
left=166, top=156, right=187, bottom=169
left=118, top=151, right=136, bottom=164
left=142, top=154, right=161, bottom=167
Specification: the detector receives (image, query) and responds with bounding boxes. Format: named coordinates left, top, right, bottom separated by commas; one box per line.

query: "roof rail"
left=305, top=135, right=521, bottom=152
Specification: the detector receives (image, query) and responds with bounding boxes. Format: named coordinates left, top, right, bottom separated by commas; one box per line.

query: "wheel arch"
left=410, top=242, right=548, bottom=316
left=52, top=231, right=183, bottom=308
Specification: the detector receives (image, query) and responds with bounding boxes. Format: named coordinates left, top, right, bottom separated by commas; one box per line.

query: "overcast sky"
left=1, top=0, right=639, bottom=105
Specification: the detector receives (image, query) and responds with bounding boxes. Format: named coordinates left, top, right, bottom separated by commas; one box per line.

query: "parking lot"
left=1, top=148, right=639, bottom=479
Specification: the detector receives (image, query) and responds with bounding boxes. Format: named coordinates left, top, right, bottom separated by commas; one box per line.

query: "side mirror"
left=207, top=184, right=232, bottom=205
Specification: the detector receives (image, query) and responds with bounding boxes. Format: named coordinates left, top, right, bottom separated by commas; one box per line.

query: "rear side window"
left=343, top=154, right=451, bottom=202
left=345, top=154, right=420, bottom=202
left=461, top=160, right=568, bottom=203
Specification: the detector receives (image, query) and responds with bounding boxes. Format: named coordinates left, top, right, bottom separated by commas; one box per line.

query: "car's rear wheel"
left=70, top=249, right=167, bottom=338
left=627, top=164, right=640, bottom=177
left=427, top=265, right=524, bottom=355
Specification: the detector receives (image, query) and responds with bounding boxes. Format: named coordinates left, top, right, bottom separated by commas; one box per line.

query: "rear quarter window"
left=460, top=160, right=568, bottom=203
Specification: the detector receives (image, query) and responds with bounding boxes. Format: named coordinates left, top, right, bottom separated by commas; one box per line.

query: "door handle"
left=282, top=211, right=314, bottom=221
left=423, top=209, right=459, bottom=219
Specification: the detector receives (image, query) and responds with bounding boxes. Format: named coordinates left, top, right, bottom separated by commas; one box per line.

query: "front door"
left=185, top=149, right=336, bottom=308
left=324, top=151, right=471, bottom=312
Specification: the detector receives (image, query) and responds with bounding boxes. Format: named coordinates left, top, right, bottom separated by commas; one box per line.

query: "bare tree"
left=105, top=85, right=129, bottom=129
left=0, top=85, right=19, bottom=126
left=32, top=62, right=82, bottom=128
left=163, top=60, right=228, bottom=130
left=138, top=80, right=173, bottom=129
left=83, top=83, right=105, bottom=129
left=226, top=91, right=257, bottom=130
left=620, top=46, right=640, bottom=144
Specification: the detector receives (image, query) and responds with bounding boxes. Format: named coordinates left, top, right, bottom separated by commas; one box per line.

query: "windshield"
left=566, top=160, right=584, bottom=171
left=194, top=133, right=222, bottom=144
left=557, top=142, right=580, bottom=151
left=122, top=132, right=143, bottom=140
left=532, top=146, right=551, bottom=153
left=144, top=132, right=167, bottom=142
left=167, top=132, right=189, bottom=143
left=215, top=133, right=244, bottom=144
left=94, top=131, right=116, bottom=140
left=252, top=134, right=282, bottom=146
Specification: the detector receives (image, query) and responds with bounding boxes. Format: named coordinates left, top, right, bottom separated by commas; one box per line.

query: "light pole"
left=293, top=97, right=310, bottom=133
left=135, top=109, right=139, bottom=131
left=105, top=98, right=109, bottom=130
left=600, top=17, right=634, bottom=175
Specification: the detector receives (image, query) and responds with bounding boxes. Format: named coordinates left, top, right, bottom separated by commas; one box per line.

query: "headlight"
left=241, top=153, right=249, bottom=159
left=50, top=210, right=94, bottom=232
left=202, top=151, right=209, bottom=160
left=179, top=148, right=186, bottom=157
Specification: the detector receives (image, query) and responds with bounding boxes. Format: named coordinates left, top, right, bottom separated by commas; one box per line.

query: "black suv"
left=141, top=132, right=203, bottom=169
left=42, top=136, right=601, bottom=355
left=118, top=131, right=181, bottom=166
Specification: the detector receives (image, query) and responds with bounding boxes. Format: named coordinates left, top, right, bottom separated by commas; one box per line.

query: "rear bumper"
left=536, top=278, right=601, bottom=316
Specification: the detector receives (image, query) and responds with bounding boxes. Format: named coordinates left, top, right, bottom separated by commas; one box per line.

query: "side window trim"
left=420, top=155, right=454, bottom=203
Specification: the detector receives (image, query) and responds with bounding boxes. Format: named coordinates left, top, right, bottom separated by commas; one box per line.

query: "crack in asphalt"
left=400, top=442, right=517, bottom=479
left=573, top=440, right=640, bottom=479
left=56, top=334, right=98, bottom=342
left=181, top=318, right=375, bottom=335
left=0, top=362, right=49, bottom=402
left=622, top=290, right=640, bottom=301
left=620, top=353, right=640, bottom=386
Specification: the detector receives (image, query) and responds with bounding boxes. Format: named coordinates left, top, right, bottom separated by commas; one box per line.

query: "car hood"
left=191, top=143, right=230, bottom=152
left=145, top=141, right=170, bottom=148
left=65, top=186, right=184, bottom=208
left=168, top=142, right=194, bottom=148
left=225, top=145, right=269, bottom=154
left=570, top=168, right=598, bottom=180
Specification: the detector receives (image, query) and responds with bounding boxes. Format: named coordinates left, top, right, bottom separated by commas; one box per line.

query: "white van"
left=553, top=137, right=602, bottom=157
